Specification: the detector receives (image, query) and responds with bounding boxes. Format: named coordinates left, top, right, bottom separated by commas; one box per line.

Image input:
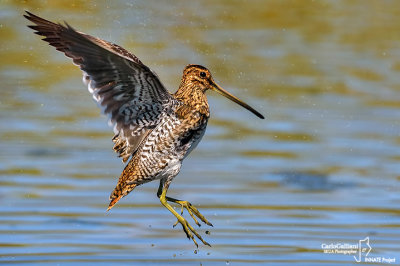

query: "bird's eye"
left=200, top=72, right=206, bottom=78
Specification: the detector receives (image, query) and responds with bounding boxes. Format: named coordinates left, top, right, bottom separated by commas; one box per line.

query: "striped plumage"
left=109, top=84, right=209, bottom=208
left=24, top=11, right=264, bottom=247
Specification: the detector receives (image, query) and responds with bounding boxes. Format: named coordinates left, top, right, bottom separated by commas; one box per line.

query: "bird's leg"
left=156, top=181, right=213, bottom=227
left=158, top=181, right=211, bottom=247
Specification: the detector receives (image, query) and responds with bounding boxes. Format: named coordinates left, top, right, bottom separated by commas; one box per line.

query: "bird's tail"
left=107, top=183, right=137, bottom=211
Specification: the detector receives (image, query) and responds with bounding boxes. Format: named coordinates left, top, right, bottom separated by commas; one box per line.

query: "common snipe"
left=24, top=11, right=264, bottom=247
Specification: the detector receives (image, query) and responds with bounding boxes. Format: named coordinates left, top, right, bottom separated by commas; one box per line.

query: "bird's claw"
left=164, top=197, right=212, bottom=246
left=173, top=220, right=179, bottom=228
left=175, top=215, right=211, bottom=247
left=175, top=200, right=213, bottom=227
left=169, top=200, right=212, bottom=246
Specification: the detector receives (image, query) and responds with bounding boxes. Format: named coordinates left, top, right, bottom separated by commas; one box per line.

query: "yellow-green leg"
left=168, top=198, right=212, bottom=227
left=158, top=180, right=211, bottom=247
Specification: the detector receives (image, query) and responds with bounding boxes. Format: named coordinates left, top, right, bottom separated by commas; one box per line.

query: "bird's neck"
left=174, top=84, right=210, bottom=117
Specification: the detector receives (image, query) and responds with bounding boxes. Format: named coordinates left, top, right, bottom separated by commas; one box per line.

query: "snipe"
left=24, top=11, right=264, bottom=247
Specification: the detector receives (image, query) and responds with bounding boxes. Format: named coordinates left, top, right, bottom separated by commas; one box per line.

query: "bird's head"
left=178, top=64, right=264, bottom=119
left=181, top=64, right=214, bottom=93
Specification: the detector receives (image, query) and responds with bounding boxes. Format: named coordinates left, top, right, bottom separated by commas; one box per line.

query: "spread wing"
left=24, top=11, right=175, bottom=162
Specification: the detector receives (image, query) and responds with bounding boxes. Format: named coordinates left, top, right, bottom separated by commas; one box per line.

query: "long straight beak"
left=211, top=81, right=264, bottom=119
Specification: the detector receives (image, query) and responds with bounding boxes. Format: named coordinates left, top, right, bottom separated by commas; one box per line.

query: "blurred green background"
left=1, top=0, right=399, bottom=265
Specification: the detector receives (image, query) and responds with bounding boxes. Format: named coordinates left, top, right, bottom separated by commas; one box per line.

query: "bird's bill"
left=211, top=82, right=264, bottom=119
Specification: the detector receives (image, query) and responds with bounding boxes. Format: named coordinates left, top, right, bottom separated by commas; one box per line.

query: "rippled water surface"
left=1, top=1, right=400, bottom=265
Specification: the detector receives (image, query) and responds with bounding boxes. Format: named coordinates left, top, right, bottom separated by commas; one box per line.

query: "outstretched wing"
left=24, top=11, right=175, bottom=162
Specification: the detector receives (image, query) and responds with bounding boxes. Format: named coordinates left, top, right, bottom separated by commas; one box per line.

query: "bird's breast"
left=180, top=119, right=208, bottom=160
left=134, top=108, right=208, bottom=177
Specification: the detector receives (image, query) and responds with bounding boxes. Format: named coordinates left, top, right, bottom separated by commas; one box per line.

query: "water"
left=1, top=1, right=400, bottom=265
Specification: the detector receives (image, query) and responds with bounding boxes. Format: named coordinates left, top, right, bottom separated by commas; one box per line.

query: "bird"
left=24, top=11, right=264, bottom=247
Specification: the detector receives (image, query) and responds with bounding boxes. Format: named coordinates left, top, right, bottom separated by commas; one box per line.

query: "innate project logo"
left=353, top=237, right=371, bottom=262
left=321, top=237, right=396, bottom=264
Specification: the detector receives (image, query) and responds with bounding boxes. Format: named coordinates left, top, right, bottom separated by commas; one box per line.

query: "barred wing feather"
left=24, top=11, right=174, bottom=162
